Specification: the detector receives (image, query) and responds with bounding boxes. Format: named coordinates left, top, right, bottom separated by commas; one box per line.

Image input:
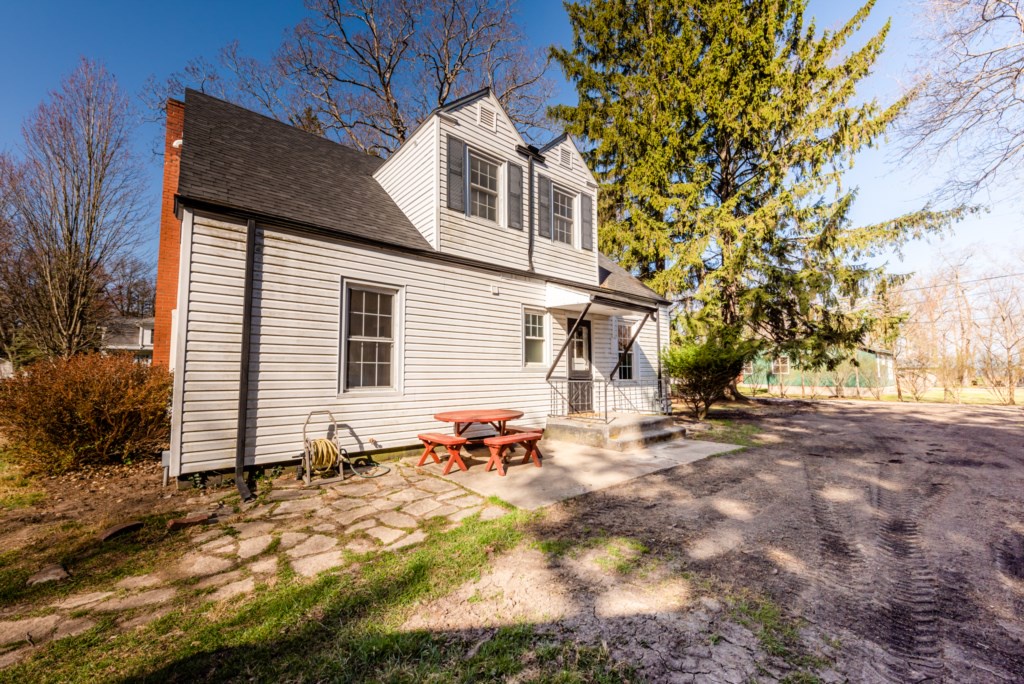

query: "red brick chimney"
left=152, top=98, right=185, bottom=368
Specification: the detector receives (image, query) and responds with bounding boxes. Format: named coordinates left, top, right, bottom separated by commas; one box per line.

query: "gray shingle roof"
left=177, top=90, right=431, bottom=251
left=598, top=254, right=663, bottom=301
left=177, top=90, right=664, bottom=304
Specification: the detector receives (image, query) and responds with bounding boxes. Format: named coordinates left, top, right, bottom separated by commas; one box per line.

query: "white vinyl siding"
left=437, top=93, right=598, bottom=285
left=172, top=211, right=670, bottom=476
left=373, top=120, right=438, bottom=249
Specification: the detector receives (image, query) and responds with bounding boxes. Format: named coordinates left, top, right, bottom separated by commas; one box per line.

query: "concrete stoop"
left=544, top=413, right=687, bottom=452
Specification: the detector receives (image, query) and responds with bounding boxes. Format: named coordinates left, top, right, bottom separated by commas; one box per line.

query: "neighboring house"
left=101, top=317, right=154, bottom=364
left=742, top=347, right=897, bottom=392
left=153, top=89, right=670, bottom=480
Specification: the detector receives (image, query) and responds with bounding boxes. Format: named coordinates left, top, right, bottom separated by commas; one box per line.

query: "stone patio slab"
left=291, top=551, right=343, bottom=578
left=438, top=438, right=739, bottom=510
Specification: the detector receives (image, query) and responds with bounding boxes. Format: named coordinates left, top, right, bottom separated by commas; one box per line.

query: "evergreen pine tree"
left=551, top=0, right=966, bottom=365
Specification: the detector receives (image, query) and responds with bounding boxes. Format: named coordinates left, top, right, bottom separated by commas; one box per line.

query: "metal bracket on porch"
left=545, top=301, right=592, bottom=382
left=609, top=311, right=651, bottom=381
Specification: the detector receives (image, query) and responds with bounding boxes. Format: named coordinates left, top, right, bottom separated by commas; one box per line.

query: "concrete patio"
left=423, top=438, right=741, bottom=509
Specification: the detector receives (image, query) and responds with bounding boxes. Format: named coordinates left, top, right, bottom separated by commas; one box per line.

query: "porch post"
left=546, top=301, right=592, bottom=382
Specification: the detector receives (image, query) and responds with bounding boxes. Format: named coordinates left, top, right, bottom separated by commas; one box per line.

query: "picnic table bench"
left=415, top=433, right=469, bottom=475
left=483, top=431, right=543, bottom=477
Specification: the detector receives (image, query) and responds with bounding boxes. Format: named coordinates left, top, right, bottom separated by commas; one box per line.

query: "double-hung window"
left=345, top=285, right=396, bottom=390
left=616, top=319, right=634, bottom=380
left=469, top=152, right=499, bottom=222
left=523, top=310, right=545, bottom=365
left=772, top=356, right=790, bottom=376
left=552, top=187, right=574, bottom=244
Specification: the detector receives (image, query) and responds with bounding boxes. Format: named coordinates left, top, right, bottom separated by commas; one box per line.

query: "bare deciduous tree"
left=4, top=60, right=144, bottom=358
left=975, top=276, right=1024, bottom=403
left=903, top=0, right=1024, bottom=198
left=106, top=255, right=156, bottom=318
left=148, top=0, right=552, bottom=155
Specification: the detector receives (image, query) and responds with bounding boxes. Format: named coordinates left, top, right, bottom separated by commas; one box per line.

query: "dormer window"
left=469, top=152, right=499, bottom=222
left=552, top=186, right=574, bottom=244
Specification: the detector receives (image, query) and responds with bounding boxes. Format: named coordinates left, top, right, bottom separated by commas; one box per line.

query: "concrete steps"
left=545, top=413, right=687, bottom=452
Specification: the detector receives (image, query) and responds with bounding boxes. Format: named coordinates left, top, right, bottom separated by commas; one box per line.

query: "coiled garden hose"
left=307, top=438, right=339, bottom=474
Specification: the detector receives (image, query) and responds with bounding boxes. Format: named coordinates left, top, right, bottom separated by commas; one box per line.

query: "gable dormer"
left=375, top=89, right=600, bottom=286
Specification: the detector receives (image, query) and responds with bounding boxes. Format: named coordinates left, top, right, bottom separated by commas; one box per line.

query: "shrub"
left=0, top=353, right=172, bottom=474
left=663, top=335, right=756, bottom=420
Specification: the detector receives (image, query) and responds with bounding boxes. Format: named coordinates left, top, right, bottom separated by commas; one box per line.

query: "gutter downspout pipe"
left=235, top=219, right=257, bottom=502
left=516, top=144, right=544, bottom=272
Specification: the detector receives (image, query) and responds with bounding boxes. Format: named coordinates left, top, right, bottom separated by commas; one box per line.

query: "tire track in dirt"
left=802, top=456, right=868, bottom=599
left=866, top=463, right=949, bottom=683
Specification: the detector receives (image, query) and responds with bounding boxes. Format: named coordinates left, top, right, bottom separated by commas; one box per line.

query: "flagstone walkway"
left=0, top=460, right=508, bottom=667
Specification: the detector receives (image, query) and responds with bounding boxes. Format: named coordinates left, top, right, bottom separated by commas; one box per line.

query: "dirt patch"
left=419, top=400, right=1024, bottom=682
left=0, top=459, right=191, bottom=555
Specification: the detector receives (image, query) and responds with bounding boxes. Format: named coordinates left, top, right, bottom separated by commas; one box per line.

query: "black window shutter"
left=580, top=193, right=593, bottom=250
left=507, top=162, right=523, bottom=229
left=447, top=136, right=466, bottom=212
left=538, top=175, right=551, bottom=238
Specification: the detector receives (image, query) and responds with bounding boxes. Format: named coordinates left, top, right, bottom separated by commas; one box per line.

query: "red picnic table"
left=432, top=408, right=524, bottom=438
left=417, top=409, right=542, bottom=476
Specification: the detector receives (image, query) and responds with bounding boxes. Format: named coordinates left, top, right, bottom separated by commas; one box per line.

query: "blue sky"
left=1, top=0, right=1018, bottom=273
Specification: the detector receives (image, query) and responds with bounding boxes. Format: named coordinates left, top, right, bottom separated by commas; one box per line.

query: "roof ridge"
left=436, top=86, right=494, bottom=114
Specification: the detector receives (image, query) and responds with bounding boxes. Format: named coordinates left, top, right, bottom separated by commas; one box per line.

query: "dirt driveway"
left=411, top=400, right=1024, bottom=682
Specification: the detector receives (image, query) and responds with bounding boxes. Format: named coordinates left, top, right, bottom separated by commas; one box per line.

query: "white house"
left=154, top=88, right=671, bottom=484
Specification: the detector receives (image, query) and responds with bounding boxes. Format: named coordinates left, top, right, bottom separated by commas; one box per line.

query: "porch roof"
left=545, top=282, right=657, bottom=316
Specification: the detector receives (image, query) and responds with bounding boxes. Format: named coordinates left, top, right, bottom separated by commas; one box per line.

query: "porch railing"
left=549, top=377, right=667, bottom=421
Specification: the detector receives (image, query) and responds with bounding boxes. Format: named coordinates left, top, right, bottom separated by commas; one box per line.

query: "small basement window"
left=523, top=310, right=545, bottom=365
left=552, top=186, right=574, bottom=244
left=469, top=152, right=499, bottom=222
left=345, top=285, right=396, bottom=389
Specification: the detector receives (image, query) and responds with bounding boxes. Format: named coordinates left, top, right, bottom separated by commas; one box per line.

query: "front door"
left=566, top=318, right=593, bottom=413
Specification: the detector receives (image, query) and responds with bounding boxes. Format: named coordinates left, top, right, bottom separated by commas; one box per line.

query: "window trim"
left=551, top=184, right=575, bottom=246
left=340, top=279, right=403, bottom=395
left=466, top=148, right=502, bottom=225
left=522, top=307, right=547, bottom=367
left=615, top=317, right=636, bottom=381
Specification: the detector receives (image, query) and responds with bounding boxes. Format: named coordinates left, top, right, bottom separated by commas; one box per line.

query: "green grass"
left=2, top=511, right=637, bottom=684
left=700, top=418, right=764, bottom=448
left=878, top=386, right=1014, bottom=405
left=0, top=490, right=45, bottom=510
left=741, top=383, right=1017, bottom=406
left=0, top=452, right=45, bottom=511
left=535, top=534, right=651, bottom=575
left=730, top=594, right=830, bottom=681
left=0, top=511, right=188, bottom=608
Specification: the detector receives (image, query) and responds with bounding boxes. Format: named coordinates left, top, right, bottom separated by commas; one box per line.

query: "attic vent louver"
left=560, top=149, right=572, bottom=168
left=478, top=105, right=496, bottom=131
